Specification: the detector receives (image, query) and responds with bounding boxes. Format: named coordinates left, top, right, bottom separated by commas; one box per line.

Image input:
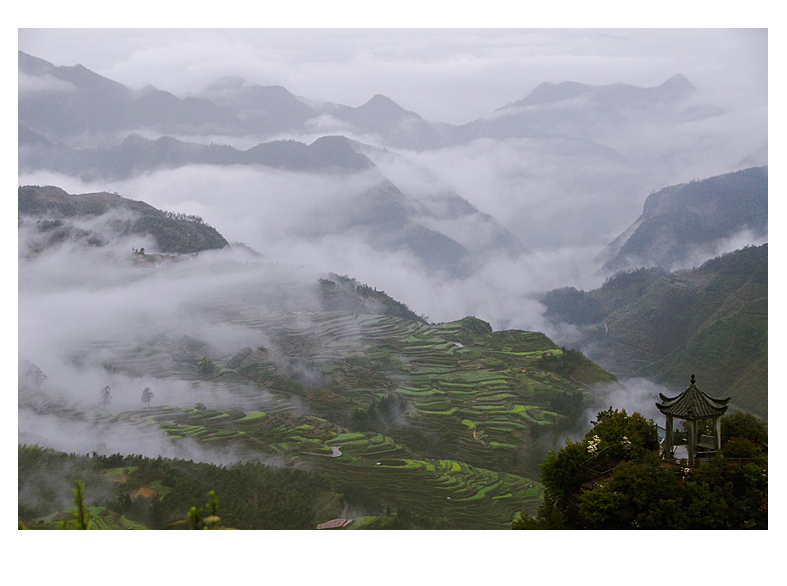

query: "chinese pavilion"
left=656, top=374, right=730, bottom=465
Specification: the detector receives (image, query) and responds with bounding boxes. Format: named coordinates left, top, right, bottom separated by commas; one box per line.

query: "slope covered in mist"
left=540, top=244, right=767, bottom=416
left=18, top=185, right=229, bottom=254
left=599, top=167, right=768, bottom=273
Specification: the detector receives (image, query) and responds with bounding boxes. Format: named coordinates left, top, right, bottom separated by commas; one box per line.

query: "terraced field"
left=40, top=306, right=612, bottom=528
left=107, top=403, right=542, bottom=528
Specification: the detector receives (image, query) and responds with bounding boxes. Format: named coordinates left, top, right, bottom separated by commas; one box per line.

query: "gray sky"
left=17, top=27, right=767, bottom=124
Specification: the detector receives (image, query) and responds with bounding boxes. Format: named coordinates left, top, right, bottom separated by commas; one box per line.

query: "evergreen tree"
left=141, top=387, right=155, bottom=408
left=99, top=386, right=112, bottom=409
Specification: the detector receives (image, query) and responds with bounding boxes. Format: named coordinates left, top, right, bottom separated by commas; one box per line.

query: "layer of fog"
left=19, top=107, right=765, bottom=332
left=557, top=377, right=676, bottom=444
left=19, top=167, right=605, bottom=331
left=17, top=213, right=336, bottom=462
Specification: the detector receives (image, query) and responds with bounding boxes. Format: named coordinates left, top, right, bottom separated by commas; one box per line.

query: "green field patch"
left=374, top=459, right=423, bottom=469
left=482, top=420, right=529, bottom=432
left=103, top=466, right=137, bottom=477
left=454, top=347, right=483, bottom=358
left=238, top=411, right=267, bottom=421
left=469, top=404, right=507, bottom=411
left=479, top=378, right=511, bottom=386
left=489, top=441, right=518, bottom=449
left=454, top=372, right=504, bottom=383
left=200, top=430, right=244, bottom=442
left=361, top=443, right=401, bottom=456
left=408, top=365, right=456, bottom=375
left=396, top=386, right=441, bottom=396
left=328, top=432, right=367, bottom=444
left=289, top=436, right=322, bottom=445
left=442, top=388, right=478, bottom=396
left=417, top=406, right=457, bottom=415
left=179, top=426, right=209, bottom=436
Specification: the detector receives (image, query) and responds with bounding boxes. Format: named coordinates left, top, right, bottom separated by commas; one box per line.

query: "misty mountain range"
left=18, top=51, right=709, bottom=153
left=18, top=49, right=766, bottom=281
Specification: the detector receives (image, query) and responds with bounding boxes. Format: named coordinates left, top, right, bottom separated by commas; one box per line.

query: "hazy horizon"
left=18, top=28, right=767, bottom=125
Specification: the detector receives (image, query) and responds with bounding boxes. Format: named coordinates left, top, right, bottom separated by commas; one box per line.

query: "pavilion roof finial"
left=691, top=373, right=696, bottom=385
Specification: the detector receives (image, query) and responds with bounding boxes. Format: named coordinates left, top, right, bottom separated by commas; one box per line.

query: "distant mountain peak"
left=660, top=73, right=695, bottom=90
left=505, top=74, right=696, bottom=111
left=359, top=94, right=414, bottom=116
left=368, top=94, right=397, bottom=105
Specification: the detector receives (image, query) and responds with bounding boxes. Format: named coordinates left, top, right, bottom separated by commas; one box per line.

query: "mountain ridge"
left=540, top=244, right=767, bottom=416
left=18, top=185, right=229, bottom=254
left=599, top=166, right=768, bottom=273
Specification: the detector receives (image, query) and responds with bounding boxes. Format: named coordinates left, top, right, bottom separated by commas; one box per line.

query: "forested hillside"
left=541, top=244, right=767, bottom=416
left=18, top=185, right=229, bottom=254
left=600, top=167, right=767, bottom=273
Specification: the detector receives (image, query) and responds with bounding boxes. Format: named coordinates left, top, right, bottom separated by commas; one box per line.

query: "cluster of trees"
left=163, top=210, right=206, bottom=225
left=513, top=409, right=767, bottom=529
left=350, top=394, right=409, bottom=432
left=317, top=274, right=426, bottom=322
left=18, top=446, right=337, bottom=530
left=537, top=348, right=590, bottom=378
left=97, top=386, right=154, bottom=408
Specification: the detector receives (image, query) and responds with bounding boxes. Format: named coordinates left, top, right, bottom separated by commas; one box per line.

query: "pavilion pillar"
left=687, top=419, right=697, bottom=466
left=664, top=414, right=674, bottom=459
left=715, top=416, right=722, bottom=451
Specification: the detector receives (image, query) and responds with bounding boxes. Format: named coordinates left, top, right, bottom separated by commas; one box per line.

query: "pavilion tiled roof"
left=656, top=375, right=730, bottom=419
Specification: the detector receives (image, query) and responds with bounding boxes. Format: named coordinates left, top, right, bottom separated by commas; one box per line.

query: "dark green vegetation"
left=541, top=244, right=767, bottom=417
left=513, top=409, right=767, bottom=529
left=18, top=445, right=330, bottom=530
left=600, top=167, right=767, bottom=273
left=19, top=300, right=617, bottom=528
left=18, top=185, right=229, bottom=254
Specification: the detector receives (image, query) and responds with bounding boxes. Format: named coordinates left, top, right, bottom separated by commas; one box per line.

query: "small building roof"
left=656, top=374, right=730, bottom=419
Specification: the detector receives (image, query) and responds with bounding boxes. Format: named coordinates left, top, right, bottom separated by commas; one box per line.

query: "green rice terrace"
left=20, top=307, right=616, bottom=529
